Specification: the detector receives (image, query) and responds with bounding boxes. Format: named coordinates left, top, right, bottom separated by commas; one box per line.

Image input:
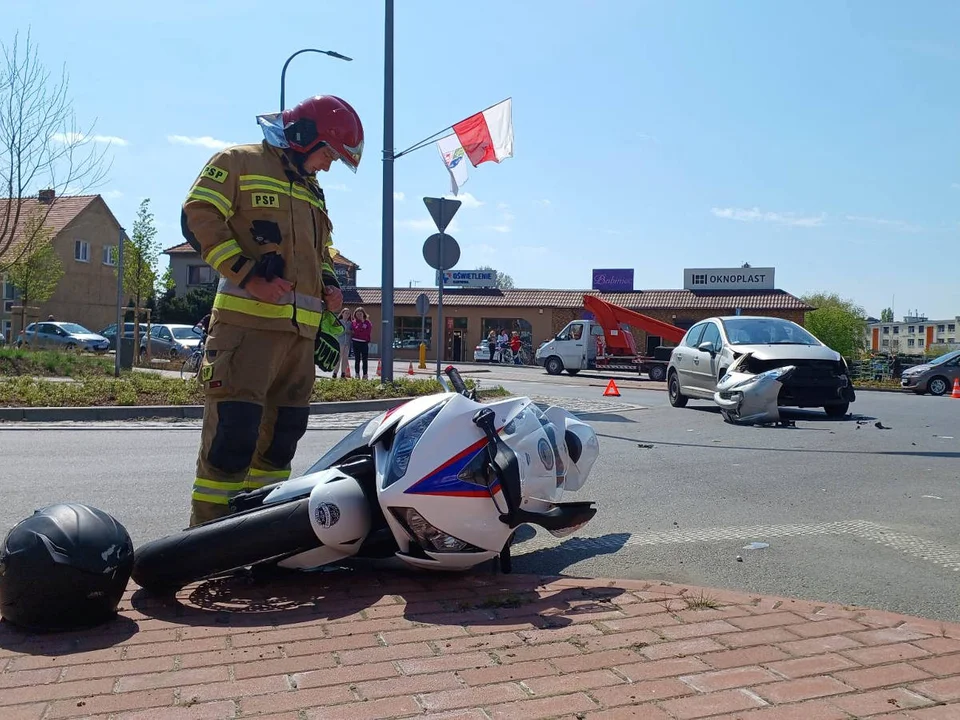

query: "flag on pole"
left=452, top=98, right=513, bottom=168
left=436, top=134, right=469, bottom=195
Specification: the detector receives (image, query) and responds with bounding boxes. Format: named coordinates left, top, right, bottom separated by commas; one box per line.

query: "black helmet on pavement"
left=0, top=503, right=134, bottom=632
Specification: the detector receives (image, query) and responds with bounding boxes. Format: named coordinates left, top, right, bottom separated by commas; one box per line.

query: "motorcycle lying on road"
left=132, top=367, right=600, bottom=593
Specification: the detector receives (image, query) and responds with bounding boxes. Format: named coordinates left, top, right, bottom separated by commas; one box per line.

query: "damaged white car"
left=666, top=316, right=856, bottom=422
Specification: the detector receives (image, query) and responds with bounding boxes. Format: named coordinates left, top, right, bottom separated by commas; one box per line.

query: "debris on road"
left=875, top=421, right=892, bottom=430
left=637, top=443, right=654, bottom=449
left=743, top=542, right=770, bottom=550
left=736, top=555, right=743, bottom=562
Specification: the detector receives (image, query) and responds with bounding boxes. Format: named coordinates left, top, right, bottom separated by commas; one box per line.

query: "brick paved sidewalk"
left=1, top=571, right=958, bottom=719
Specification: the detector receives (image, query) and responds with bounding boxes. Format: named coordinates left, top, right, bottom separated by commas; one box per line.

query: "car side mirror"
left=698, top=341, right=716, bottom=355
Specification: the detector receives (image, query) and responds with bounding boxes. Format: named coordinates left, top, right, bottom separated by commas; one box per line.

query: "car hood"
left=730, top=344, right=841, bottom=363
left=902, top=363, right=932, bottom=375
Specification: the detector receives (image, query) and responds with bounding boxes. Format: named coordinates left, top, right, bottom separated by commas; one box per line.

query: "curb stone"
left=0, top=396, right=415, bottom=423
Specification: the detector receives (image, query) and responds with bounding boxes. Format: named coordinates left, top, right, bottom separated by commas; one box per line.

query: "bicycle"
left=181, top=341, right=205, bottom=380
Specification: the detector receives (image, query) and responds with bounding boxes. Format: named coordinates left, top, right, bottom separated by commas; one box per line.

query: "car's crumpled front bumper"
left=714, top=355, right=798, bottom=425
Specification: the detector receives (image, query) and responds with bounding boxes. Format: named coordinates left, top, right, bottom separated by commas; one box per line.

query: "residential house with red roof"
left=0, top=190, right=125, bottom=342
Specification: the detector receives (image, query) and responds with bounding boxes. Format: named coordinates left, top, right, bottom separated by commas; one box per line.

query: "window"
left=949, top=338, right=956, bottom=344
left=188, top=265, right=217, bottom=285
left=2, top=277, right=15, bottom=314
left=682, top=323, right=706, bottom=348
left=893, top=326, right=899, bottom=334
left=699, top=322, right=721, bottom=349
left=882, top=339, right=889, bottom=347
left=908, top=339, right=915, bottom=348
left=393, top=316, right=432, bottom=348
left=949, top=324, right=956, bottom=333
left=557, top=322, right=585, bottom=341
left=1, top=320, right=10, bottom=343
left=102, top=245, right=117, bottom=265
left=908, top=326, right=915, bottom=334
left=918, top=339, right=924, bottom=347
left=882, top=326, right=889, bottom=334
left=918, top=325, right=925, bottom=332
left=937, top=324, right=945, bottom=333
left=75, top=240, right=90, bottom=262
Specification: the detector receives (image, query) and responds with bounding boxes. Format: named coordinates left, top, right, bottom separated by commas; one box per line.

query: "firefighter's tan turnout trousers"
left=189, top=316, right=316, bottom=527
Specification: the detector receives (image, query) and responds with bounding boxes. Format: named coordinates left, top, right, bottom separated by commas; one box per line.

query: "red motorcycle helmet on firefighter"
left=282, top=95, right=364, bottom=173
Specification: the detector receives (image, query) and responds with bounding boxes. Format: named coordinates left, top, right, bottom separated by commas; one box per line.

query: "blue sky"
left=6, top=0, right=959, bottom=319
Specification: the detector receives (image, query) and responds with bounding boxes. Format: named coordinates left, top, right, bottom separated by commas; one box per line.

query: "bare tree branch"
left=0, top=28, right=113, bottom=272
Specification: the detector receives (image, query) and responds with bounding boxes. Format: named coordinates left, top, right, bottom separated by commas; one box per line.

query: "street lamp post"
left=279, top=48, right=353, bottom=112
left=381, top=0, right=395, bottom=381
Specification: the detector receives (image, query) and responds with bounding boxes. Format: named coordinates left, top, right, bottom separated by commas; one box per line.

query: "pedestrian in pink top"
left=351, top=308, right=373, bottom=379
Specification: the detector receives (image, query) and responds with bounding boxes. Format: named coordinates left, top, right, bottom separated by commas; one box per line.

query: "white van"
left=535, top=320, right=605, bottom=376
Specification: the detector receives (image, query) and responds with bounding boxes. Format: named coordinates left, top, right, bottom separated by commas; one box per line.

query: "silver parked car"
left=17, top=321, right=110, bottom=353
left=139, top=323, right=203, bottom=360
left=667, top=315, right=856, bottom=417
left=899, top=349, right=960, bottom=396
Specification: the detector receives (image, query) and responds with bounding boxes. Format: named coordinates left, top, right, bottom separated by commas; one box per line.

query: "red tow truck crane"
left=535, top=295, right=687, bottom=380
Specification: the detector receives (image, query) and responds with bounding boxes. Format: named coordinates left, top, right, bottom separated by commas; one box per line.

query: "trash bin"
left=119, top=337, right=134, bottom=370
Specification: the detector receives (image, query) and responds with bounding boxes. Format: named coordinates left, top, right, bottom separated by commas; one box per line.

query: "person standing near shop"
left=331, top=307, right=353, bottom=378
left=351, top=308, right=372, bottom=379
left=180, top=94, right=364, bottom=526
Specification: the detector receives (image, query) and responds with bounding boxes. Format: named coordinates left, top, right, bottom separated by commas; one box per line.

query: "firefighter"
left=180, top=94, right=364, bottom=526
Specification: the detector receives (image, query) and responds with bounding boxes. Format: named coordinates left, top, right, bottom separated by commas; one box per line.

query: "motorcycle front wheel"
left=131, top=498, right=319, bottom=593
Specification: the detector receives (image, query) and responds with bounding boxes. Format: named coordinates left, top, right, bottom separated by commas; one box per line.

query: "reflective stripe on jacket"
left=181, top=141, right=338, bottom=338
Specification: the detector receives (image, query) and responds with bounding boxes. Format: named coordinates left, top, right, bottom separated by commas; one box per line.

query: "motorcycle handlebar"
left=444, top=365, right=469, bottom=396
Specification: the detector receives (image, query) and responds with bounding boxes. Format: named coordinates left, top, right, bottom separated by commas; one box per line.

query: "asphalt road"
left=1, top=367, right=958, bottom=622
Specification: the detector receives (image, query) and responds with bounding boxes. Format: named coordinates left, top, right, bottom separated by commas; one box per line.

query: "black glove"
left=321, top=265, right=341, bottom=290
left=256, top=252, right=285, bottom=282
left=314, top=311, right=343, bottom=372
left=250, top=220, right=283, bottom=246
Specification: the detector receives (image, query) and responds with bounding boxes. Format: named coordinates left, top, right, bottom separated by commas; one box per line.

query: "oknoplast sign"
left=683, top=267, right=775, bottom=291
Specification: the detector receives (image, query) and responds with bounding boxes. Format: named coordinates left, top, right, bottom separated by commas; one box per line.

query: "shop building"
left=341, top=266, right=811, bottom=363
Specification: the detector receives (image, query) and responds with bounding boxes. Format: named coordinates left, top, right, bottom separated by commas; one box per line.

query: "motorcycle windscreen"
left=305, top=417, right=380, bottom=474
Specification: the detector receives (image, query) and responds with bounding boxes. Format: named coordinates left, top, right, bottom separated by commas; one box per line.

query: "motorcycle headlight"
left=382, top=404, right=443, bottom=489
left=391, top=507, right=481, bottom=553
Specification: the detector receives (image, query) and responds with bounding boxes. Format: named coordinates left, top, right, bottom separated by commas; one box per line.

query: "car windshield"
left=59, top=323, right=92, bottom=335
left=721, top=318, right=821, bottom=346
left=171, top=327, right=201, bottom=339
left=929, top=349, right=960, bottom=366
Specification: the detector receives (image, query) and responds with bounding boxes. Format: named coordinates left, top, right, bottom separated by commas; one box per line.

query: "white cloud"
left=394, top=191, right=405, bottom=201
left=444, top=192, right=483, bottom=209
left=711, top=206, right=826, bottom=227
left=537, top=199, right=551, bottom=207
left=501, top=211, right=516, bottom=223
left=497, top=202, right=510, bottom=210
left=845, top=215, right=923, bottom=233
left=487, top=225, right=511, bottom=233
left=167, top=135, right=235, bottom=150
left=325, top=183, right=349, bottom=191
left=103, top=190, right=123, bottom=200
left=51, top=132, right=129, bottom=146
left=467, top=243, right=497, bottom=256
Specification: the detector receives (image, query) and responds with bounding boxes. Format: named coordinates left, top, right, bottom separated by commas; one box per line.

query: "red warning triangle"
left=603, top=379, right=620, bottom=397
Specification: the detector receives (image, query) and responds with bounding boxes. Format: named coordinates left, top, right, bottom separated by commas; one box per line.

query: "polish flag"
left=452, top=98, right=514, bottom=168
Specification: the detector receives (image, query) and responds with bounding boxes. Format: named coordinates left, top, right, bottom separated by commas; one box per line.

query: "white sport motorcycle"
left=132, top=367, right=600, bottom=592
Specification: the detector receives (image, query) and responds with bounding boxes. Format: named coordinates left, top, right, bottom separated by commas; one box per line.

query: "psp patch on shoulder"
left=202, top=164, right=228, bottom=183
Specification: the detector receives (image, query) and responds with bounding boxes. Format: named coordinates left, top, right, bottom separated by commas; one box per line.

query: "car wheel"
left=823, top=403, right=849, bottom=417
left=927, top=376, right=950, bottom=397
left=544, top=356, right=563, bottom=375
left=648, top=364, right=666, bottom=382
left=64, top=342, right=76, bottom=352
left=668, top=370, right=688, bottom=408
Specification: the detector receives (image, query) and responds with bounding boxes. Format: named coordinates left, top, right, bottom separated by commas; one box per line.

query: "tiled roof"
left=162, top=241, right=360, bottom=268
left=338, top=288, right=813, bottom=312
left=0, top=195, right=100, bottom=263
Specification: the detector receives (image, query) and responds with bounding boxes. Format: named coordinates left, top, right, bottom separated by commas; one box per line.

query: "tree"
left=120, top=199, right=160, bottom=354
left=477, top=265, right=515, bottom=290
left=800, top=292, right=868, bottom=360
left=7, top=210, right=63, bottom=333
left=0, top=29, right=110, bottom=272
left=881, top=307, right=894, bottom=322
